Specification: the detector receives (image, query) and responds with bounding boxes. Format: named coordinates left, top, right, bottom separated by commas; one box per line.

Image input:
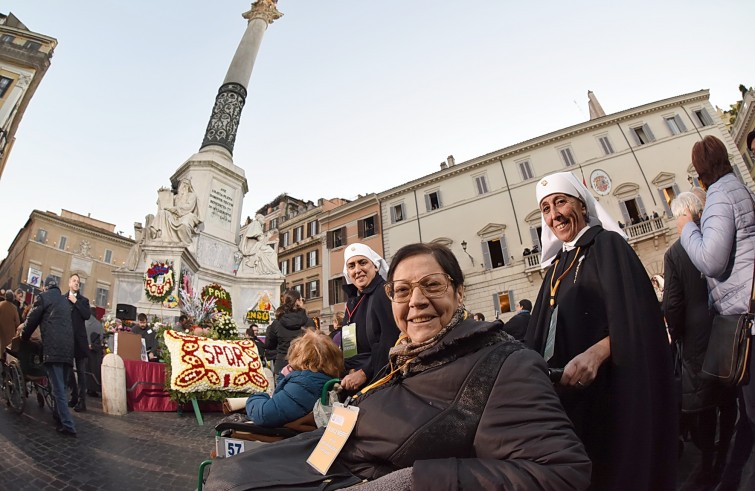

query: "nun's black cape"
left=526, top=226, right=676, bottom=490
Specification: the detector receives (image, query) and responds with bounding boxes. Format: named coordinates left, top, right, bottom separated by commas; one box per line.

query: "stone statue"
left=149, top=178, right=202, bottom=245
left=124, top=221, right=148, bottom=271
left=76, top=240, right=92, bottom=257
left=238, top=214, right=279, bottom=275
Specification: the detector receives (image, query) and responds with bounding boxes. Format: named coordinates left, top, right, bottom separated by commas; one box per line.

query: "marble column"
left=200, top=0, right=283, bottom=156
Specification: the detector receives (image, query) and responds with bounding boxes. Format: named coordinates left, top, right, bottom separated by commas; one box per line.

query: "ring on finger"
left=577, top=381, right=584, bottom=387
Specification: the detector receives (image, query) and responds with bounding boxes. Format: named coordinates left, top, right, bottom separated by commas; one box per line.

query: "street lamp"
left=460, top=240, right=474, bottom=265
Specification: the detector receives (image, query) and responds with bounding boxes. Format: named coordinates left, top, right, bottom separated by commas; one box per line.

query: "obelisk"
left=113, top=0, right=285, bottom=325
left=171, top=0, right=283, bottom=246
left=201, top=0, right=283, bottom=157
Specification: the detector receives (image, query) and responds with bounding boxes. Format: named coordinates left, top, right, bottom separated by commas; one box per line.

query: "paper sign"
left=225, top=438, right=245, bottom=457
left=307, top=403, right=359, bottom=474
left=341, top=323, right=358, bottom=358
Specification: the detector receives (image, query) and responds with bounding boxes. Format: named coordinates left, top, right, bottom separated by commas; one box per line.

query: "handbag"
left=701, top=262, right=755, bottom=387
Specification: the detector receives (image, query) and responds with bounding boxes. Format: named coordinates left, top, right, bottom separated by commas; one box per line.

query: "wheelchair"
left=197, top=378, right=341, bottom=490
left=2, top=337, right=55, bottom=415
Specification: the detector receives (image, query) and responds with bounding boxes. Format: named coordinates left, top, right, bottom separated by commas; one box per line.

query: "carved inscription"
left=207, top=180, right=235, bottom=229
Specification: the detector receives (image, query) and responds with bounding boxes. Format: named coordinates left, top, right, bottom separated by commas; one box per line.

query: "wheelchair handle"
left=321, top=378, right=341, bottom=405
left=548, top=368, right=564, bottom=384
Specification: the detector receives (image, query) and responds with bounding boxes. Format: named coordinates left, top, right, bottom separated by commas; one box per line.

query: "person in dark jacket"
left=22, top=275, right=77, bottom=437
left=203, top=243, right=590, bottom=490
left=64, top=273, right=91, bottom=412
left=340, top=243, right=400, bottom=391
left=246, top=330, right=342, bottom=427
left=502, top=298, right=531, bottom=340
left=246, top=324, right=266, bottom=364
left=665, top=191, right=736, bottom=490
left=131, top=313, right=159, bottom=361
left=265, top=289, right=312, bottom=377
left=84, top=306, right=103, bottom=396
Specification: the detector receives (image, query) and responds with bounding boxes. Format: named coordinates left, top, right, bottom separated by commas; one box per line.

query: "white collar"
left=562, top=225, right=591, bottom=252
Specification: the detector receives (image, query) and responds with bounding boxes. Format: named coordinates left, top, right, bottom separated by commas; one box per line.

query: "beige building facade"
left=377, top=90, right=754, bottom=320
left=0, top=13, right=57, bottom=180
left=256, top=195, right=349, bottom=326
left=730, top=87, right=755, bottom=179
left=0, top=210, right=134, bottom=308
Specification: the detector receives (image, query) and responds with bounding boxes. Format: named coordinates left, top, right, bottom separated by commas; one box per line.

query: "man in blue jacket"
left=22, top=275, right=77, bottom=437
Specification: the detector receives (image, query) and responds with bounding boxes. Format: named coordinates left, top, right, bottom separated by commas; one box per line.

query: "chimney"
left=440, top=162, right=448, bottom=170
left=447, top=155, right=455, bottom=166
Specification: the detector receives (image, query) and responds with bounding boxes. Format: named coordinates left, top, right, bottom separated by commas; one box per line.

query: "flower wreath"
left=202, top=282, right=232, bottom=315
left=144, top=260, right=175, bottom=303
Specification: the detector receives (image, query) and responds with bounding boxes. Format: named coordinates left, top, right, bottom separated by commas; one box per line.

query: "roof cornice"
left=378, top=90, right=710, bottom=200
left=32, top=211, right=134, bottom=246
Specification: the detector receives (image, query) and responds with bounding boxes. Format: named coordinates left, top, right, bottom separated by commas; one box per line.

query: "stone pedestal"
left=101, top=354, right=127, bottom=416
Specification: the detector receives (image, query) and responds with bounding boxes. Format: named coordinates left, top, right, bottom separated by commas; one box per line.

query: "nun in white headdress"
left=525, top=172, right=677, bottom=491
left=535, top=171, right=626, bottom=268
left=339, top=243, right=400, bottom=391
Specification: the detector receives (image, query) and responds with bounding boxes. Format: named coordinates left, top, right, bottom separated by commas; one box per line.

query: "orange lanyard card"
left=307, top=403, right=360, bottom=474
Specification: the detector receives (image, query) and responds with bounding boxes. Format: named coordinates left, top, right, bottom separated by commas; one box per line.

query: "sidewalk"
left=0, top=395, right=224, bottom=490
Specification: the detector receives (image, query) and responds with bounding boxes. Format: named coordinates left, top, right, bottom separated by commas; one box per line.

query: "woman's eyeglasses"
left=384, top=273, right=453, bottom=303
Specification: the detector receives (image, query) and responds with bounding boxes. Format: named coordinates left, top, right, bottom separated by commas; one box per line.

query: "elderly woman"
left=339, top=243, right=400, bottom=391
left=525, top=172, right=676, bottom=490
left=204, top=242, right=591, bottom=490
left=676, top=135, right=755, bottom=490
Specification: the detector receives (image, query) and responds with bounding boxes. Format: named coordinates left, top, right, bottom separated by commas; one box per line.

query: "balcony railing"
left=523, top=252, right=542, bottom=272
left=623, top=217, right=667, bottom=243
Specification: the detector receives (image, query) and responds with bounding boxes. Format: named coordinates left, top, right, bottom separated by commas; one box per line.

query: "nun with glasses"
left=339, top=243, right=400, bottom=391
left=525, top=172, right=676, bottom=490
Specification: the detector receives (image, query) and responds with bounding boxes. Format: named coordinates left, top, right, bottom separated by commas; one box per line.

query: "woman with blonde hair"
left=245, top=330, right=342, bottom=428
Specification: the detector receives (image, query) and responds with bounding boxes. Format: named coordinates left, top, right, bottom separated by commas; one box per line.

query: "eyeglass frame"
left=384, top=273, right=455, bottom=303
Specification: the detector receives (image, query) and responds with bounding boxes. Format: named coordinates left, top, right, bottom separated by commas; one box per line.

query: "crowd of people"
left=207, top=134, right=755, bottom=490
left=3, top=133, right=755, bottom=489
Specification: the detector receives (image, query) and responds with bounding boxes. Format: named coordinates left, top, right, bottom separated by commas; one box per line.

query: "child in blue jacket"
left=246, top=330, right=342, bottom=427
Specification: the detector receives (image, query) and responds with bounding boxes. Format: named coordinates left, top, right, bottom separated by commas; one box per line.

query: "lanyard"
left=549, top=247, right=581, bottom=308
left=345, top=294, right=367, bottom=321
left=346, top=334, right=409, bottom=405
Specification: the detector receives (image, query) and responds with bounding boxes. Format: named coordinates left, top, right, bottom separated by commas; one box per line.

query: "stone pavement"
left=0, top=394, right=225, bottom=490
left=2, top=390, right=753, bottom=490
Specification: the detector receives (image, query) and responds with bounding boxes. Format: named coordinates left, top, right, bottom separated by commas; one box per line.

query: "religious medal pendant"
left=574, top=255, right=585, bottom=284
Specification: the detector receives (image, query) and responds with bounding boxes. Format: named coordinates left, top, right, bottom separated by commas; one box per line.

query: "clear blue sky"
left=1, top=0, right=752, bottom=255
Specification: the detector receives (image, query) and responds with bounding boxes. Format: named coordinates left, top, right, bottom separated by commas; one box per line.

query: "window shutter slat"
left=357, top=219, right=364, bottom=238
left=643, top=124, right=656, bottom=142
left=500, top=235, right=510, bottom=266
left=636, top=196, right=647, bottom=216
left=658, top=189, right=672, bottom=218
left=619, top=201, right=630, bottom=223
left=530, top=228, right=540, bottom=248
left=674, top=115, right=687, bottom=133
left=481, top=241, right=492, bottom=270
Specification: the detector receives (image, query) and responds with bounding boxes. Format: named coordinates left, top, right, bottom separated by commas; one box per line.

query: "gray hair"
left=670, top=192, right=704, bottom=219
